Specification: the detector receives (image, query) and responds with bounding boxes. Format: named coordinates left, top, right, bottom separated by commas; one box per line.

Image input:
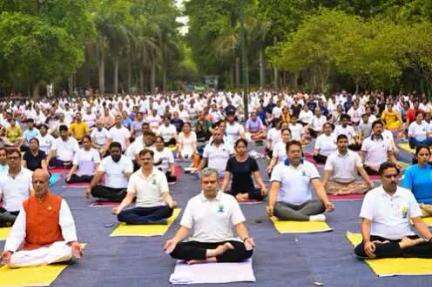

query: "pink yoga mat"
left=63, top=183, right=89, bottom=189
left=239, top=200, right=262, bottom=205
left=328, top=193, right=365, bottom=202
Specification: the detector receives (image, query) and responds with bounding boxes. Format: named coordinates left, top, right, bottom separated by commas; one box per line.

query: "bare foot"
left=186, top=257, right=217, bottom=265
left=399, top=237, right=425, bottom=249
left=208, top=242, right=234, bottom=258
left=236, top=193, right=249, bottom=202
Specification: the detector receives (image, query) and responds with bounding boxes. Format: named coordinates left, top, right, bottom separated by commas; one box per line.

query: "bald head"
left=32, top=169, right=50, bottom=198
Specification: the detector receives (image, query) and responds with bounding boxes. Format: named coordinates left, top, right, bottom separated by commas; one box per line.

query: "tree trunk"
left=229, top=66, right=234, bottom=88
left=127, top=55, right=132, bottom=93
left=32, top=82, right=41, bottom=99
left=98, top=49, right=105, bottom=96
left=68, top=74, right=73, bottom=95
left=273, top=37, right=278, bottom=90
left=162, top=67, right=167, bottom=92
left=139, top=68, right=144, bottom=94
left=113, top=56, right=119, bottom=95
left=150, top=55, right=156, bottom=93
left=259, top=47, right=265, bottom=89
left=235, top=56, right=240, bottom=88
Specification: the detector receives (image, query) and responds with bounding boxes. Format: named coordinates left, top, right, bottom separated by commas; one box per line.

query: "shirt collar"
left=200, top=190, right=222, bottom=202
left=284, top=158, right=304, bottom=167
left=138, top=167, right=156, bottom=179
left=378, top=185, right=402, bottom=199
left=371, top=134, right=383, bottom=141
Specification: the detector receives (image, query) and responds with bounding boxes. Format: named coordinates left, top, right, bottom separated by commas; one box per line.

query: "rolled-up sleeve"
left=59, top=200, right=78, bottom=243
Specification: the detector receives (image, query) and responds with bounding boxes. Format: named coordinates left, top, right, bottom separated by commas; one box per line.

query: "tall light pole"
left=239, top=0, right=249, bottom=120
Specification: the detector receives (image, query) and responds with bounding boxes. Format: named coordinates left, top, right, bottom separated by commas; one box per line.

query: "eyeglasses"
left=7, top=156, right=20, bottom=160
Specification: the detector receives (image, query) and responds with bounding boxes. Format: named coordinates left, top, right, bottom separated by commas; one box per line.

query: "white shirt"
left=361, top=136, right=391, bottom=168
left=202, top=142, right=234, bottom=174
left=180, top=191, right=245, bottom=242
left=334, top=125, right=357, bottom=143
left=289, top=123, right=304, bottom=141
left=152, top=147, right=174, bottom=173
left=0, top=168, right=33, bottom=211
left=97, top=156, right=133, bottom=188
left=408, top=121, right=428, bottom=141
left=38, top=134, right=55, bottom=154
left=4, top=198, right=77, bottom=252
left=52, top=137, right=79, bottom=162
left=311, top=115, right=327, bottom=132
left=314, top=134, right=337, bottom=156
left=91, top=128, right=110, bottom=146
left=225, top=122, right=244, bottom=147
left=157, top=124, right=177, bottom=143
left=266, top=128, right=281, bottom=150
left=177, top=132, right=197, bottom=158
left=108, top=126, right=131, bottom=150
left=299, top=110, right=313, bottom=125
left=324, top=150, right=362, bottom=183
left=73, top=148, right=101, bottom=176
left=270, top=161, right=320, bottom=205
left=127, top=168, right=169, bottom=208
left=360, top=186, right=421, bottom=240
left=272, top=141, right=287, bottom=163
left=125, top=137, right=146, bottom=160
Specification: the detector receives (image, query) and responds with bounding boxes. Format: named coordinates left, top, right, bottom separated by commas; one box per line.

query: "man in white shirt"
left=91, top=120, right=110, bottom=154
left=354, top=162, right=432, bottom=259
left=1, top=169, right=83, bottom=268
left=0, top=147, right=8, bottom=174
left=322, top=134, right=373, bottom=195
left=113, top=149, right=177, bottom=224
left=0, top=149, right=33, bottom=227
left=157, top=114, right=178, bottom=146
left=408, top=112, right=432, bottom=148
left=312, top=122, right=337, bottom=164
left=199, top=130, right=234, bottom=176
left=361, top=120, right=399, bottom=175
left=267, top=140, right=335, bottom=221
left=50, top=125, right=79, bottom=168
left=334, top=114, right=360, bottom=150
left=309, top=107, right=327, bottom=138
left=86, top=142, right=133, bottom=202
left=108, top=114, right=131, bottom=150
left=164, top=167, right=254, bottom=264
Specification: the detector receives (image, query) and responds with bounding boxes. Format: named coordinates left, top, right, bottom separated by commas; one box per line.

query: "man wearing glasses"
left=354, top=162, right=432, bottom=259
left=112, top=149, right=177, bottom=224
left=0, top=149, right=33, bottom=226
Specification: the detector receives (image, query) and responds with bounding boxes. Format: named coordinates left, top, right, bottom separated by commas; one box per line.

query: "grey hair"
left=200, top=167, right=219, bottom=179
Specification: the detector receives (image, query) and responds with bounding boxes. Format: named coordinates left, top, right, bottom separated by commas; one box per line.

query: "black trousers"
left=312, top=154, right=327, bottom=164
left=49, top=158, right=72, bottom=168
left=117, top=205, right=173, bottom=224
left=348, top=143, right=361, bottom=151
left=354, top=235, right=432, bottom=258
left=0, top=207, right=19, bottom=227
left=170, top=240, right=253, bottom=262
left=66, top=174, right=93, bottom=183
left=227, top=188, right=265, bottom=201
left=166, top=171, right=177, bottom=183
left=91, top=185, right=127, bottom=202
left=364, top=165, right=379, bottom=176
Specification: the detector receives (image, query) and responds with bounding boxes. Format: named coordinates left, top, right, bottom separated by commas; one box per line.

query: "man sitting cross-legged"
left=354, top=162, right=432, bottom=259
left=86, top=142, right=133, bottom=202
left=164, top=167, right=254, bottom=264
left=322, top=134, right=374, bottom=195
left=112, top=149, right=177, bottom=224
left=267, top=140, right=335, bottom=221
left=1, top=169, right=83, bottom=268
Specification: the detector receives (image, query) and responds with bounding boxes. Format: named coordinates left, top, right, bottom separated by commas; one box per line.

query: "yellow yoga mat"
left=111, top=208, right=181, bottom=237
left=346, top=232, right=432, bottom=277
left=270, top=217, right=332, bottom=233
left=422, top=217, right=432, bottom=226
left=0, top=228, right=10, bottom=241
left=399, top=143, right=415, bottom=154
left=0, top=264, right=67, bottom=287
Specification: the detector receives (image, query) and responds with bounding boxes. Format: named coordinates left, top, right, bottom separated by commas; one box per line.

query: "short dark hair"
left=29, top=137, right=39, bottom=145
left=82, top=135, right=91, bottom=142
left=371, top=120, right=384, bottom=129
left=7, top=148, right=21, bottom=157
left=415, top=145, right=430, bottom=156
left=340, top=114, right=350, bottom=121
left=378, top=161, right=400, bottom=176
left=27, top=118, right=34, bottom=123
left=235, top=138, right=248, bottom=148
left=138, top=149, right=154, bottom=158
left=281, top=127, right=291, bottom=134
left=337, top=134, right=348, bottom=142
left=286, top=140, right=302, bottom=151
left=109, top=141, right=122, bottom=151
left=59, top=125, right=68, bottom=132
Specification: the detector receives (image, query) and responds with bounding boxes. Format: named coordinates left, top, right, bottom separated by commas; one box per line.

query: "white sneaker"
left=309, top=214, right=326, bottom=222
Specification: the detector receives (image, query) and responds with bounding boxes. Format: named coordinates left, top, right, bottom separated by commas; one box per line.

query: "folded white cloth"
left=169, top=259, right=256, bottom=284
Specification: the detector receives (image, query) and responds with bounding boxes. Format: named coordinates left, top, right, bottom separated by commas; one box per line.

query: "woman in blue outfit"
left=402, top=145, right=432, bottom=217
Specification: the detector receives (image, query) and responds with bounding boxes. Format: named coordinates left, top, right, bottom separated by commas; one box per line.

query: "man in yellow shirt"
left=69, top=113, right=89, bottom=142
left=6, top=118, right=23, bottom=147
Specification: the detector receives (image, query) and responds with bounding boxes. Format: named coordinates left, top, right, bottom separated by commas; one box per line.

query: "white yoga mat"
left=169, top=259, right=256, bottom=284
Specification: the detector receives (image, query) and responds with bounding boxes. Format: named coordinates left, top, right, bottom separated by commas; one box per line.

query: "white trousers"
left=9, top=241, right=72, bottom=268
